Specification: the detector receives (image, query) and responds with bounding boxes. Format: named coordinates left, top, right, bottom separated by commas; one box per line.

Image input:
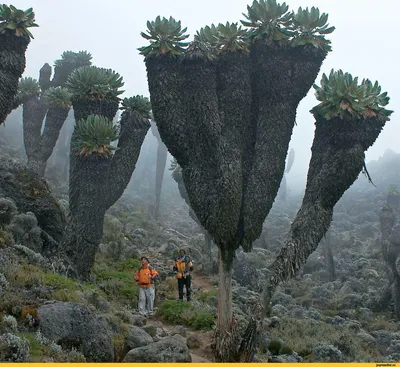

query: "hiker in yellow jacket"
left=134, top=256, right=159, bottom=318
left=173, top=249, right=193, bottom=301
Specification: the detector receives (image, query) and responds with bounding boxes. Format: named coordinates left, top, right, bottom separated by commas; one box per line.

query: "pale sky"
left=12, top=0, right=399, bottom=183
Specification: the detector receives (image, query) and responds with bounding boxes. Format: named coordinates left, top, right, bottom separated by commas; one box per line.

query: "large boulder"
left=123, top=334, right=191, bottom=362
left=0, top=155, right=65, bottom=254
left=37, top=302, right=114, bottom=362
left=124, top=325, right=153, bottom=350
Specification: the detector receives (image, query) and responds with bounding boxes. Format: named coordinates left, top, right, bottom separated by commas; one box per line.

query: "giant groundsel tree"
left=140, top=1, right=333, bottom=360
left=59, top=65, right=151, bottom=278
left=0, top=4, right=37, bottom=125
left=15, top=51, right=92, bottom=175
left=242, top=71, right=393, bottom=359
left=140, top=1, right=393, bottom=361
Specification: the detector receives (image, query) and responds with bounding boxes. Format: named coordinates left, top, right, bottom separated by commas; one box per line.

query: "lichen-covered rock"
left=8, top=212, right=42, bottom=252
left=124, top=325, right=153, bottom=351
left=123, top=334, right=191, bottom=362
left=0, top=155, right=66, bottom=254
left=37, top=302, right=114, bottom=362
left=186, top=334, right=202, bottom=349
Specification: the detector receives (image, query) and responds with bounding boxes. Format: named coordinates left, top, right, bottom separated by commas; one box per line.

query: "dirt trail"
left=146, top=271, right=216, bottom=362
left=191, top=273, right=216, bottom=292
left=145, top=315, right=214, bottom=363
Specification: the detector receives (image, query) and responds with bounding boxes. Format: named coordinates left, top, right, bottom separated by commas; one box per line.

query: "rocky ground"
left=1, top=147, right=400, bottom=362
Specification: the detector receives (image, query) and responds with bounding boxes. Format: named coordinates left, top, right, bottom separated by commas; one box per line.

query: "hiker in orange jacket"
left=173, top=249, right=193, bottom=301
left=134, top=256, right=159, bottom=317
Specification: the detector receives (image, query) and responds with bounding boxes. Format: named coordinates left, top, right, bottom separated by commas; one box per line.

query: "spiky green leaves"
left=54, top=50, right=92, bottom=68
left=239, top=1, right=335, bottom=49
left=120, top=95, right=152, bottom=118
left=18, top=77, right=40, bottom=99
left=43, top=87, right=72, bottom=109
left=195, top=22, right=250, bottom=55
left=0, top=4, right=38, bottom=39
left=241, top=0, right=294, bottom=41
left=290, top=7, right=335, bottom=51
left=66, top=66, right=124, bottom=101
left=312, top=69, right=393, bottom=121
left=139, top=16, right=190, bottom=57
left=72, top=114, right=119, bottom=157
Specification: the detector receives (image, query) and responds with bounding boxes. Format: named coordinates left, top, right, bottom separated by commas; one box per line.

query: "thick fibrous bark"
left=174, top=171, right=214, bottom=266
left=215, top=52, right=251, bottom=255
left=25, top=104, right=70, bottom=176
left=0, top=32, right=30, bottom=125
left=21, top=63, right=76, bottom=176
left=72, top=98, right=119, bottom=122
left=39, top=63, right=52, bottom=90
left=104, top=111, right=150, bottom=208
left=145, top=56, right=187, bottom=165
left=22, top=97, right=47, bottom=159
left=180, top=57, right=223, bottom=246
left=62, top=108, right=150, bottom=278
left=264, top=114, right=386, bottom=303
left=52, top=63, right=77, bottom=88
left=241, top=44, right=326, bottom=247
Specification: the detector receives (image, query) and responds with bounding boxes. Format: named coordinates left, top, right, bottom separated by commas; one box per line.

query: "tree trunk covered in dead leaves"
left=20, top=63, right=76, bottom=176
left=0, top=32, right=30, bottom=125
left=60, top=104, right=150, bottom=279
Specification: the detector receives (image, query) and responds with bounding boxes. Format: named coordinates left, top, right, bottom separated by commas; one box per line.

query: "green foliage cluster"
left=158, top=300, right=215, bottom=330
left=42, top=87, right=72, bottom=109
left=18, top=77, right=40, bottom=100
left=196, top=289, right=218, bottom=302
left=138, top=16, right=190, bottom=56
left=195, top=22, right=250, bottom=56
left=93, top=259, right=140, bottom=305
left=1, top=261, right=100, bottom=306
left=66, top=66, right=124, bottom=101
left=0, top=4, right=38, bottom=39
left=72, top=115, right=119, bottom=157
left=54, top=50, right=92, bottom=69
left=120, top=95, right=152, bottom=118
left=140, top=0, right=336, bottom=57
left=313, top=69, right=393, bottom=120
left=267, top=339, right=293, bottom=355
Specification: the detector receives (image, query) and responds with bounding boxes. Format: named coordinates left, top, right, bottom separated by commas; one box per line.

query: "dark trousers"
left=178, top=276, right=191, bottom=301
